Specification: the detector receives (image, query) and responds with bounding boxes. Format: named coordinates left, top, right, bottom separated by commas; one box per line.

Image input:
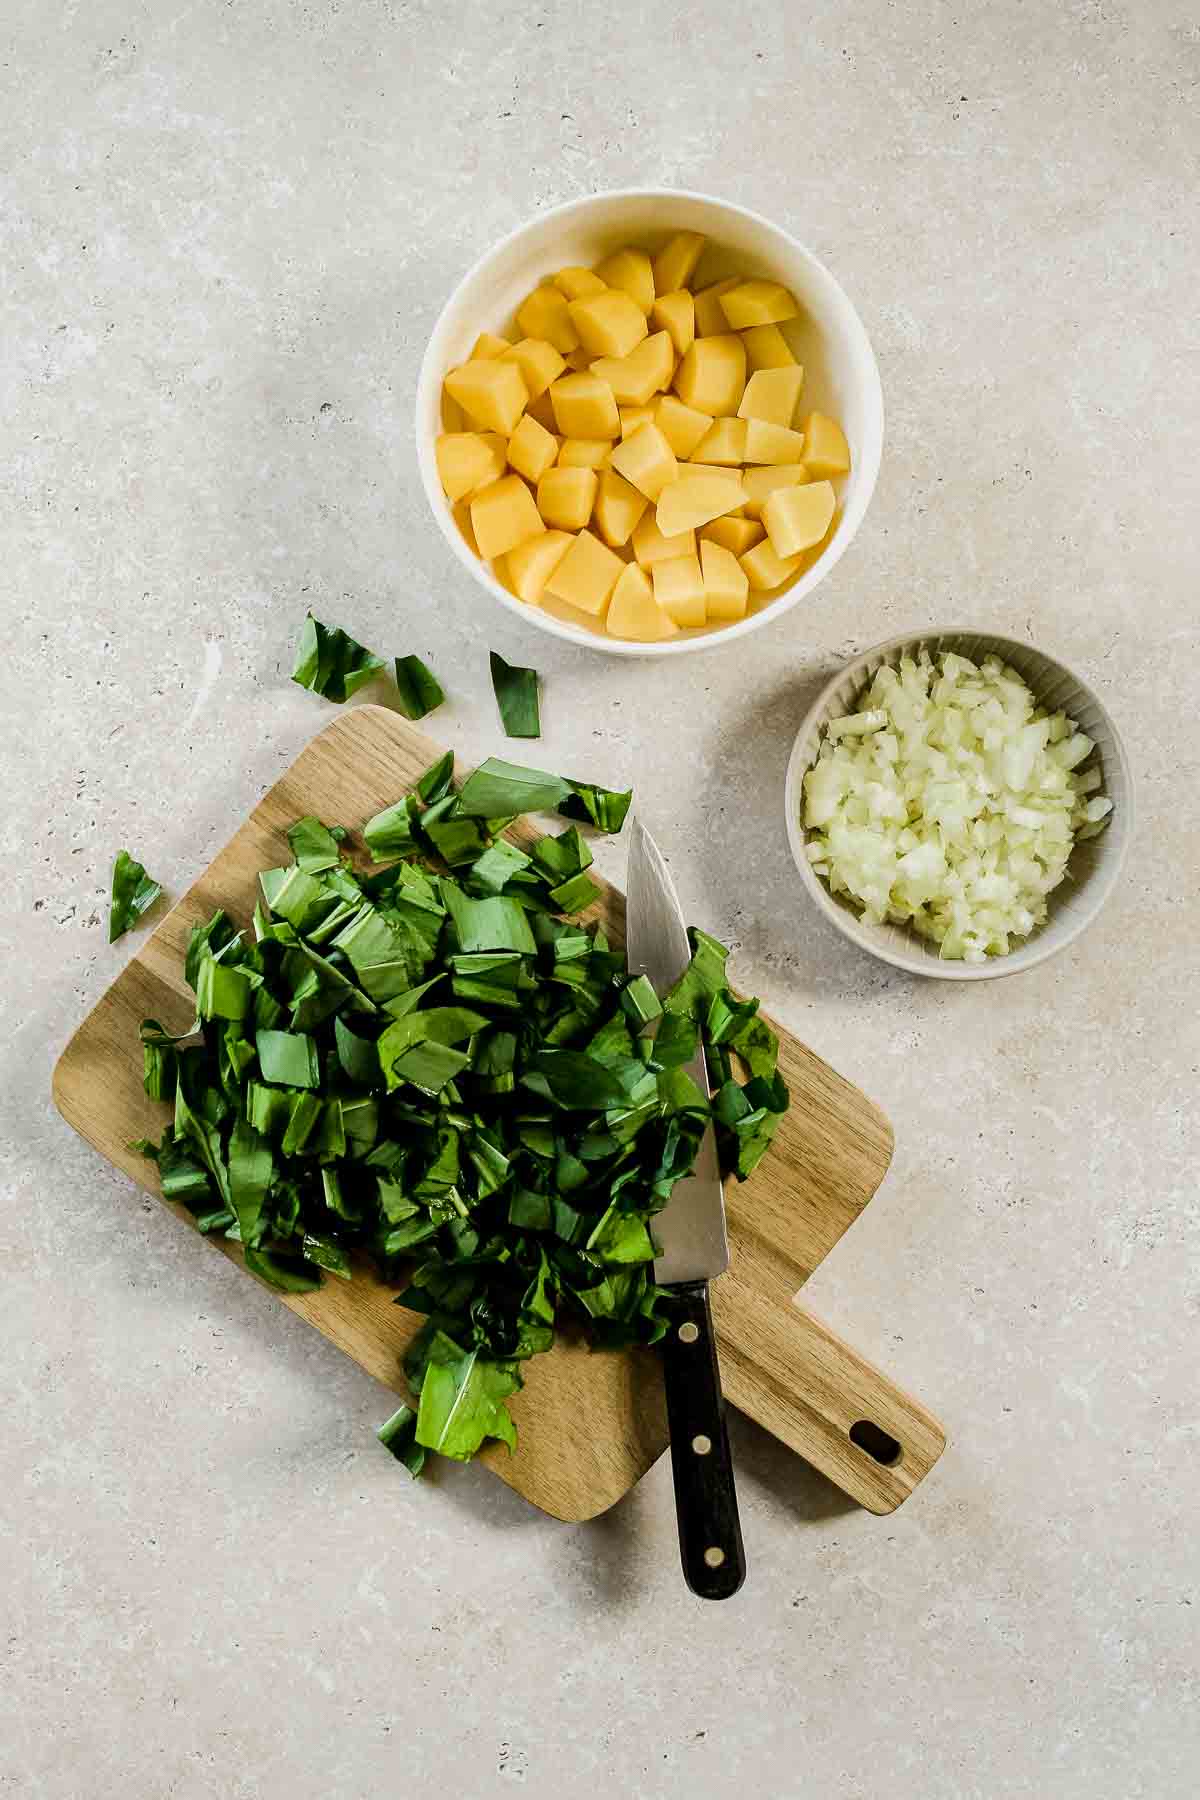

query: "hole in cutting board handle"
left=849, top=1419, right=902, bottom=1466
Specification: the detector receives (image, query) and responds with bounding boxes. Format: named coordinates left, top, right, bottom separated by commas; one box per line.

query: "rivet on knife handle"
left=660, top=1280, right=746, bottom=1600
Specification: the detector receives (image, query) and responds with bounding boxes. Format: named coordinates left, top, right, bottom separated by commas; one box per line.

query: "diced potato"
left=673, top=335, right=746, bottom=416
left=631, top=511, right=696, bottom=568
left=505, top=530, right=573, bottom=605
left=607, top=564, right=678, bottom=640
left=699, top=515, right=765, bottom=555
left=526, top=389, right=557, bottom=431
left=737, top=367, right=805, bottom=428
left=762, top=479, right=836, bottom=557
left=801, top=411, right=852, bottom=478
left=470, top=331, right=512, bottom=361
left=549, top=373, right=620, bottom=439
left=743, top=418, right=808, bottom=464
left=441, top=389, right=467, bottom=433
left=451, top=498, right=479, bottom=556
left=719, top=280, right=799, bottom=329
left=608, top=421, right=678, bottom=501
left=567, top=291, right=648, bottom=359
left=557, top=437, right=612, bottom=469
left=740, top=537, right=805, bottom=592
left=741, top=463, right=810, bottom=519
left=593, top=468, right=649, bottom=547
left=436, top=431, right=507, bottom=503
left=741, top=323, right=797, bottom=370
left=654, top=394, right=714, bottom=460
left=564, top=347, right=593, bottom=371
left=652, top=231, right=706, bottom=296
left=470, top=474, right=546, bottom=561
left=700, top=540, right=749, bottom=622
left=650, top=290, right=695, bottom=357
left=516, top=285, right=580, bottom=354
left=656, top=471, right=746, bottom=537
left=543, top=528, right=624, bottom=616
left=589, top=331, right=674, bottom=407
left=444, top=359, right=529, bottom=435
left=653, top=554, right=706, bottom=628
left=502, top=337, right=566, bottom=399
left=554, top=266, right=607, bottom=301
left=689, top=418, right=747, bottom=466
left=537, top=466, right=599, bottom=532
left=594, top=246, right=655, bottom=315
left=619, top=406, right=656, bottom=438
left=694, top=278, right=742, bottom=337
left=507, top=413, right=559, bottom=484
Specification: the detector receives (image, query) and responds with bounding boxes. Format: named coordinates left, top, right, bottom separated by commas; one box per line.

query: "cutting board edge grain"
left=52, top=705, right=943, bottom=1523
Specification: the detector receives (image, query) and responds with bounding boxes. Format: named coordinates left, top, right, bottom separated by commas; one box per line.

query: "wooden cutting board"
left=53, top=706, right=944, bottom=1521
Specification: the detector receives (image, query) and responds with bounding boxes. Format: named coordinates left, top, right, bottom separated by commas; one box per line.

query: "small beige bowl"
left=784, top=631, right=1134, bottom=979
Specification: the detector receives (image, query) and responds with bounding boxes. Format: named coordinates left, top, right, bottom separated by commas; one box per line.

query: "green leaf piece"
left=291, top=613, right=386, bottom=703
left=108, top=850, right=163, bottom=943
left=393, top=654, right=445, bottom=720
left=489, top=650, right=541, bottom=739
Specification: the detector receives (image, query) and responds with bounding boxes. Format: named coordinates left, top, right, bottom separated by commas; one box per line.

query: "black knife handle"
left=660, top=1280, right=746, bottom=1600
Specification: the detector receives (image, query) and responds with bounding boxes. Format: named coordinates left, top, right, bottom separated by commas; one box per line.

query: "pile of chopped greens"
left=133, top=754, right=788, bottom=1474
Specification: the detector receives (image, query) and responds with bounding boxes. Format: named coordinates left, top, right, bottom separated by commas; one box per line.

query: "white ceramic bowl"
left=415, top=188, right=883, bottom=657
left=784, top=631, right=1134, bottom=979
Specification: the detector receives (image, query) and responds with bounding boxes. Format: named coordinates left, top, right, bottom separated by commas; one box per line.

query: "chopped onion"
left=802, top=651, right=1111, bottom=962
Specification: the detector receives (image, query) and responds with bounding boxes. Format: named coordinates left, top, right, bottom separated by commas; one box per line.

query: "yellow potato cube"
left=737, top=367, right=805, bottom=428
left=554, top=266, right=607, bottom=301
left=606, top=563, right=679, bottom=641
left=694, top=278, right=742, bottom=337
left=549, top=373, right=620, bottom=439
left=516, top=286, right=579, bottom=354
left=740, top=538, right=805, bottom=592
left=653, top=554, right=706, bottom=628
left=451, top=498, right=479, bottom=555
left=652, top=231, right=706, bottom=296
left=689, top=418, right=747, bottom=466
left=469, top=474, right=545, bottom=561
left=619, top=406, right=656, bottom=439
left=743, top=418, right=808, bottom=464
left=741, top=324, right=797, bottom=371
left=608, top=421, right=678, bottom=502
left=567, top=291, right=648, bottom=359
left=441, top=389, right=466, bottom=433
left=470, top=331, right=511, bottom=361
left=504, top=530, right=573, bottom=605
left=543, top=528, right=624, bottom=616
left=650, top=290, right=695, bottom=358
left=589, top=331, right=674, bottom=407
left=654, top=394, right=714, bottom=460
left=699, top=516, right=765, bottom=555
left=631, top=510, right=695, bottom=568
left=537, top=466, right=599, bottom=532
left=526, top=388, right=557, bottom=431
left=557, top=437, right=612, bottom=469
left=507, top=413, right=559, bottom=485
left=594, top=246, right=654, bottom=314
left=656, top=471, right=746, bottom=537
left=444, top=359, right=529, bottom=435
left=740, top=463, right=810, bottom=519
left=564, top=347, right=593, bottom=371
left=700, top=540, right=749, bottom=622
left=762, top=479, right=836, bottom=558
left=593, top=468, right=649, bottom=547
left=502, top=337, right=566, bottom=400
left=436, top=431, right=506, bottom=503
left=802, top=412, right=852, bottom=478
left=673, top=335, right=746, bottom=416
left=719, top=280, right=799, bottom=329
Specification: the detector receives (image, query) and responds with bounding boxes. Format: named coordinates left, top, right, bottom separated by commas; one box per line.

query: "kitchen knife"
left=625, top=818, right=746, bottom=1600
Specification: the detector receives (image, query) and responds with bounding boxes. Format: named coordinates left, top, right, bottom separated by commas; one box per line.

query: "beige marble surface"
left=4, top=2, right=1198, bottom=1795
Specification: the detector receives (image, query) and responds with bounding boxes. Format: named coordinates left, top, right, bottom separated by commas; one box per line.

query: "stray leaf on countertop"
left=489, top=650, right=541, bottom=739
left=291, top=613, right=386, bottom=702
left=108, top=850, right=163, bottom=943
left=394, top=654, right=445, bottom=721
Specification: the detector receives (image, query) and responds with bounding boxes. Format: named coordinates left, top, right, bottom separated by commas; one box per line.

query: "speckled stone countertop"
left=4, top=3, right=1198, bottom=1796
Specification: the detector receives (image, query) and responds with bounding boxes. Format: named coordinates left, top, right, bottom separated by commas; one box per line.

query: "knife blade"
left=625, top=817, right=745, bottom=1600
